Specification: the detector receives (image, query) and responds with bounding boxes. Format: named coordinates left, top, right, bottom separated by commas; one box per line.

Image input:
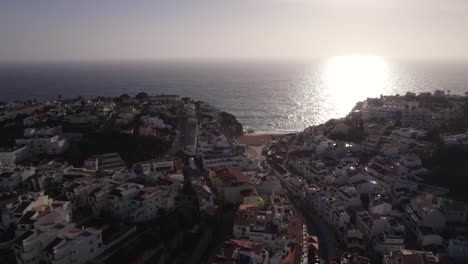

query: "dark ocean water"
left=1, top=59, right=467, bottom=131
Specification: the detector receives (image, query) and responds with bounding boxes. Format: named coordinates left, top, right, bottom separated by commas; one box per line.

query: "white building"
left=203, top=155, right=249, bottom=169
left=43, top=227, right=104, bottom=264
left=87, top=182, right=116, bottom=216
left=215, top=239, right=267, bottom=264
left=232, top=204, right=292, bottom=251
left=129, top=185, right=177, bottom=223
left=415, top=226, right=443, bottom=247
left=107, top=183, right=143, bottom=220
left=13, top=223, right=76, bottom=264
left=255, top=176, right=282, bottom=196
left=133, top=159, right=176, bottom=175
left=16, top=127, right=69, bottom=156
left=84, top=152, right=127, bottom=172
left=104, top=182, right=178, bottom=223
left=439, top=198, right=468, bottom=224
left=370, top=198, right=392, bottom=216
left=64, top=180, right=102, bottom=207
left=0, top=145, right=29, bottom=165
left=448, top=237, right=468, bottom=263
left=0, top=166, right=35, bottom=192
left=383, top=249, right=440, bottom=264
left=345, top=224, right=365, bottom=252
left=405, top=193, right=446, bottom=231
left=355, top=211, right=405, bottom=254
left=111, top=169, right=137, bottom=183
left=356, top=211, right=404, bottom=239
left=329, top=186, right=361, bottom=208
left=373, top=229, right=405, bottom=255
left=140, top=116, right=171, bottom=129
left=1, top=192, right=71, bottom=236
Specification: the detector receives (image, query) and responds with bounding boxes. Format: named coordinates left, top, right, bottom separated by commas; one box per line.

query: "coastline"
left=244, top=129, right=299, bottom=135
left=237, top=130, right=295, bottom=146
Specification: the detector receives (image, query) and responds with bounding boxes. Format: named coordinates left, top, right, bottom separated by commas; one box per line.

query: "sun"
left=324, top=55, right=389, bottom=116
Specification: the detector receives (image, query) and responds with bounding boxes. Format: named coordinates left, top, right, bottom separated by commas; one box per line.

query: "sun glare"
left=324, top=55, right=389, bottom=116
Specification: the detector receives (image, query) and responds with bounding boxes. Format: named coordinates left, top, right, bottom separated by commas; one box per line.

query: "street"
left=288, top=192, right=344, bottom=263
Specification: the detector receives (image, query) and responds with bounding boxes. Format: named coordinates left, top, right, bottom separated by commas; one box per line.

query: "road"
left=287, top=192, right=344, bottom=263
left=169, top=108, right=186, bottom=154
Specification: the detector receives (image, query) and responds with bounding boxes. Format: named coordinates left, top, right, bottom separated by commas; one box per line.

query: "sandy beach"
left=237, top=134, right=276, bottom=145
left=237, top=131, right=296, bottom=146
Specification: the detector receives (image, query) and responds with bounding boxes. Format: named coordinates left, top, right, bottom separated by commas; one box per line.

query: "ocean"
left=1, top=58, right=467, bottom=132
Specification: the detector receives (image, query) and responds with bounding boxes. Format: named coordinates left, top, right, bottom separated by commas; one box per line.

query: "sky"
left=1, top=0, right=468, bottom=62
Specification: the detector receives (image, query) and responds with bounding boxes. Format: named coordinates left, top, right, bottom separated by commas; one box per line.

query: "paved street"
left=288, top=192, right=344, bottom=263
left=169, top=108, right=186, bottom=154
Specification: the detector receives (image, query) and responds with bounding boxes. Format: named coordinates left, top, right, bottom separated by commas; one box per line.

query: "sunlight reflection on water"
left=1, top=58, right=467, bottom=131
left=321, top=55, right=390, bottom=121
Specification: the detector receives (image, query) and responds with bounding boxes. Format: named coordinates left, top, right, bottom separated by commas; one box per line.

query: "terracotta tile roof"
left=214, top=167, right=250, bottom=187
left=18, top=211, right=36, bottom=225
left=44, top=237, right=64, bottom=255
left=281, top=243, right=302, bottom=264
left=235, top=205, right=259, bottom=226
left=14, top=230, right=34, bottom=246
left=14, top=201, right=31, bottom=214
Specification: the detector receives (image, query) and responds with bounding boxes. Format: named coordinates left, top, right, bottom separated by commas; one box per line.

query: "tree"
left=114, top=93, right=130, bottom=103
left=394, top=111, right=402, bottom=127
left=43, top=178, right=62, bottom=198
left=136, top=92, right=149, bottom=100
left=134, top=164, right=143, bottom=175
left=120, top=93, right=130, bottom=99
left=95, top=169, right=105, bottom=179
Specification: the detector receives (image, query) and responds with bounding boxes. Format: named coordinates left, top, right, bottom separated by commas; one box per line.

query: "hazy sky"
left=1, top=0, right=468, bottom=62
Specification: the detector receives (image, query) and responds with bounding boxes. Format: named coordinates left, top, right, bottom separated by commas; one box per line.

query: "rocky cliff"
left=219, top=111, right=244, bottom=140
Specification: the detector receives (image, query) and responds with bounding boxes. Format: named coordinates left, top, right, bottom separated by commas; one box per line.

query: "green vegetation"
left=0, top=250, right=15, bottom=264
left=0, top=125, right=23, bottom=147
left=43, top=177, right=63, bottom=199
left=423, top=145, right=468, bottom=202
left=135, top=92, right=149, bottom=101
left=133, top=164, right=143, bottom=175
left=325, top=119, right=365, bottom=142
left=64, top=132, right=171, bottom=166
left=95, top=169, right=106, bottom=179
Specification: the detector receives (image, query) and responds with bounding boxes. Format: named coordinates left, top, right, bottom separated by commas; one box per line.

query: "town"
left=0, top=90, right=467, bottom=264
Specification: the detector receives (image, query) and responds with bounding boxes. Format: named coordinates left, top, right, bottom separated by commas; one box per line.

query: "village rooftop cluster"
left=265, top=90, right=468, bottom=263
left=0, top=90, right=467, bottom=264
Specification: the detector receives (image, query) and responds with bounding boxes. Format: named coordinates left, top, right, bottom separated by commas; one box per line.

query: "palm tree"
left=95, top=169, right=105, bottom=179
